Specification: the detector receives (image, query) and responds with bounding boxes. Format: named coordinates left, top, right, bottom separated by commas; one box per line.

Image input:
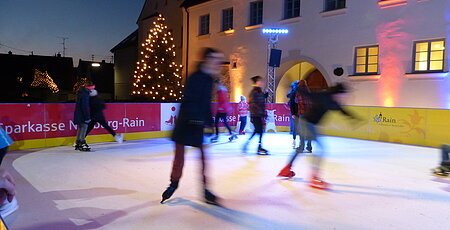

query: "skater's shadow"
left=165, top=198, right=302, bottom=229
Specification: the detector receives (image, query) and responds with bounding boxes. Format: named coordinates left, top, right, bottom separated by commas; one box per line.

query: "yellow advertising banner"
left=321, top=106, right=449, bottom=148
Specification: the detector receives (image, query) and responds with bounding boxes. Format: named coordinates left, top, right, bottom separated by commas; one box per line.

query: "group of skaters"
left=160, top=47, right=360, bottom=205
left=73, top=82, right=124, bottom=151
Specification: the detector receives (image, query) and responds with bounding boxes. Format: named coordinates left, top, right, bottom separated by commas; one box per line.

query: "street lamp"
left=262, top=28, right=288, bottom=103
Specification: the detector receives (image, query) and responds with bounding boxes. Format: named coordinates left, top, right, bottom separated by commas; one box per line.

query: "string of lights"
left=30, top=69, right=60, bottom=93
left=131, top=14, right=184, bottom=101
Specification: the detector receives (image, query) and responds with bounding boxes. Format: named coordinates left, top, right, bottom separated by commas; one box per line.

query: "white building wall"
left=184, top=0, right=450, bottom=108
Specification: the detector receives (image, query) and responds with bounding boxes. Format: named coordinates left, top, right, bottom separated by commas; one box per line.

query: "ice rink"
left=3, top=133, right=450, bottom=230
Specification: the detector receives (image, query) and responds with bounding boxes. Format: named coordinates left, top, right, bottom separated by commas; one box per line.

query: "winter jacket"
left=0, top=127, right=13, bottom=149
left=249, top=86, right=267, bottom=117
left=89, top=96, right=106, bottom=120
left=303, top=90, right=353, bottom=124
left=216, top=85, right=231, bottom=114
left=171, top=68, right=214, bottom=147
left=238, top=101, right=249, bottom=117
left=73, top=87, right=91, bottom=124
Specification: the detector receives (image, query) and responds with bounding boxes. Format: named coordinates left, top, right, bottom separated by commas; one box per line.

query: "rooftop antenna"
left=57, top=36, right=69, bottom=57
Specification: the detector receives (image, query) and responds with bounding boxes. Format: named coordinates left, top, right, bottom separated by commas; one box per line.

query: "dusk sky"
left=0, top=0, right=145, bottom=66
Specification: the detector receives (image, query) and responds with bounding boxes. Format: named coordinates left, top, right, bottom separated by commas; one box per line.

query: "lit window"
left=324, top=0, right=346, bottom=11
left=284, top=0, right=300, bottom=19
left=222, top=8, right=233, bottom=31
left=199, top=14, right=210, bottom=36
left=354, top=45, right=379, bottom=75
left=413, top=39, right=445, bottom=72
left=249, top=1, right=263, bottom=26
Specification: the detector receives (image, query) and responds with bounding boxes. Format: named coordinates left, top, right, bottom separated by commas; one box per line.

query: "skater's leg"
left=162, top=143, right=185, bottom=203
left=441, top=144, right=450, bottom=164
left=85, top=120, right=96, bottom=137
left=214, top=114, right=221, bottom=136
left=239, top=116, right=247, bottom=134
left=170, top=143, right=185, bottom=182
left=97, top=117, right=117, bottom=137
left=292, top=116, right=298, bottom=141
left=222, top=114, right=233, bottom=135
left=76, top=123, right=88, bottom=142
left=309, top=124, right=324, bottom=176
left=199, top=145, right=208, bottom=185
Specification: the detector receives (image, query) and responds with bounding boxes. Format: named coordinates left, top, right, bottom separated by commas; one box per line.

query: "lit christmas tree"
left=132, top=14, right=183, bottom=101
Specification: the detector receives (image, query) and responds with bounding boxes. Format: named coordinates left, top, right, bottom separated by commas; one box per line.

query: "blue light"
left=262, top=28, right=289, bottom=34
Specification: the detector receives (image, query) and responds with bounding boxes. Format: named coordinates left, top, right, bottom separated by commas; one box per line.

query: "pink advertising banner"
left=0, top=103, right=291, bottom=141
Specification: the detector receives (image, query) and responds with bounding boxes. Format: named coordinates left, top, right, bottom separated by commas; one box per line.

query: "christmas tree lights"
left=132, top=14, right=183, bottom=101
left=30, top=69, right=59, bottom=93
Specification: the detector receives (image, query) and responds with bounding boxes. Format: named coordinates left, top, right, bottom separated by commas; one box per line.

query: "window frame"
left=283, top=0, right=301, bottom=20
left=249, top=1, right=263, bottom=26
left=199, top=14, right=210, bottom=36
left=324, top=0, right=346, bottom=12
left=221, top=8, right=234, bottom=32
left=412, top=38, right=446, bottom=73
left=353, top=45, right=380, bottom=75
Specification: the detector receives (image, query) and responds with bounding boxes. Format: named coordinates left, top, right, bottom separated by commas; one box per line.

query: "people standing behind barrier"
left=161, top=48, right=225, bottom=205
left=73, top=82, right=94, bottom=151
left=237, top=96, right=249, bottom=135
left=211, top=80, right=238, bottom=142
left=432, top=144, right=450, bottom=177
left=0, top=128, right=18, bottom=218
left=242, top=76, right=269, bottom=155
left=85, top=89, right=123, bottom=143
left=278, top=83, right=361, bottom=189
left=287, top=80, right=299, bottom=148
left=295, top=80, right=313, bottom=153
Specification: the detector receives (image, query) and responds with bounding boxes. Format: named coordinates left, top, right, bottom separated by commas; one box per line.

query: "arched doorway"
left=275, top=61, right=328, bottom=103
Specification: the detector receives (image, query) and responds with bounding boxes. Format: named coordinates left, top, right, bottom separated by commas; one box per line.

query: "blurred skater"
left=161, top=48, right=225, bottom=205
left=210, top=80, right=238, bottom=142
left=278, top=83, right=361, bottom=189
left=242, top=76, right=269, bottom=155
left=85, top=88, right=123, bottom=143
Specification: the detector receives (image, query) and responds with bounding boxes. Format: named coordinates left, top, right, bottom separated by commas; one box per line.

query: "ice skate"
left=210, top=135, right=219, bottom=143
left=204, top=189, right=220, bottom=206
left=306, top=147, right=312, bottom=153
left=309, top=177, right=330, bottom=190
left=277, top=164, right=296, bottom=178
left=292, top=140, right=296, bottom=149
left=161, top=182, right=178, bottom=204
left=228, top=133, right=238, bottom=142
left=257, top=145, right=269, bottom=155
left=114, top=133, right=124, bottom=143
left=75, top=141, right=91, bottom=151
left=431, top=166, right=450, bottom=177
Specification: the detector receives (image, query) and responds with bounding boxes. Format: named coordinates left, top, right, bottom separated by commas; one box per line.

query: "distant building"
left=0, top=53, right=74, bottom=102
left=110, top=30, right=138, bottom=101
left=181, top=0, right=450, bottom=109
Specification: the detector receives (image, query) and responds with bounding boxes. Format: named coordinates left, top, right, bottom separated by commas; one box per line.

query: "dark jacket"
left=288, top=90, right=298, bottom=116
left=249, top=86, right=267, bottom=117
left=171, top=69, right=214, bottom=147
left=303, top=90, right=353, bottom=124
left=73, top=87, right=91, bottom=124
left=89, top=96, right=106, bottom=120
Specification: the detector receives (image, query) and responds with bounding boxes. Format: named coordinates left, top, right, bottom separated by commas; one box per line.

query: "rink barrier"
left=0, top=103, right=448, bottom=150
